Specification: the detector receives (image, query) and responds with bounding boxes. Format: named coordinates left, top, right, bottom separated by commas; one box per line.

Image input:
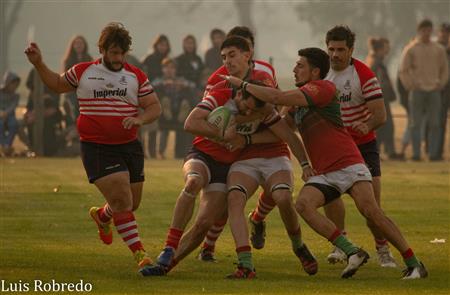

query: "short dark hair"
left=326, top=25, right=356, bottom=48
left=210, top=28, right=225, bottom=40
left=417, top=19, right=433, bottom=31
left=227, top=26, right=255, bottom=47
left=97, top=22, right=132, bottom=53
left=241, top=79, right=270, bottom=108
left=220, top=36, right=251, bottom=52
left=298, top=47, right=330, bottom=79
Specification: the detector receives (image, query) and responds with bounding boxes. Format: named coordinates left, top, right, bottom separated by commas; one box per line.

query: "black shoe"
left=248, top=212, right=266, bottom=250
left=295, top=244, right=318, bottom=275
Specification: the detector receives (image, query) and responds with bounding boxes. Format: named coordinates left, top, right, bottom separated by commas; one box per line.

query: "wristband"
left=241, top=81, right=249, bottom=91
left=300, top=161, right=310, bottom=169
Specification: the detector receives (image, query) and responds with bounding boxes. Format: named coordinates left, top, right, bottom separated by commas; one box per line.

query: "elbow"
left=184, top=119, right=193, bottom=133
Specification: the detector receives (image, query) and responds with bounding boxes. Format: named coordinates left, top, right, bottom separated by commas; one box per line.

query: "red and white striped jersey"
left=325, top=58, right=383, bottom=145
left=65, top=59, right=154, bottom=144
left=204, top=59, right=277, bottom=95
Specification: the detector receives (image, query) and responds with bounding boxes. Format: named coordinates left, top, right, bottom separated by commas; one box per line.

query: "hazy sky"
left=10, top=0, right=320, bottom=82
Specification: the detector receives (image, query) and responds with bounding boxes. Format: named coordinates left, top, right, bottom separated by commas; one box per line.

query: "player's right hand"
left=24, top=42, right=43, bottom=65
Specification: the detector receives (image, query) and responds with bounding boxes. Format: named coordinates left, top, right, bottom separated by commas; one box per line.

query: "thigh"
left=297, top=184, right=327, bottom=209
left=182, top=158, right=210, bottom=187
left=348, top=180, right=378, bottom=213
left=426, top=91, right=442, bottom=127
left=94, top=171, right=132, bottom=201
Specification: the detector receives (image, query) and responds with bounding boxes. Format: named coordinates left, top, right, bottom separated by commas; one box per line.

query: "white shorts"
left=306, top=163, right=372, bottom=194
left=229, top=156, right=292, bottom=185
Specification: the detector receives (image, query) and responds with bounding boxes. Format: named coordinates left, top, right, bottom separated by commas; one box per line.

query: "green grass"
left=0, top=158, right=449, bottom=294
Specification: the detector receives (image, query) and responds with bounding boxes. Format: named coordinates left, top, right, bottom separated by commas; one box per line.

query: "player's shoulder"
left=250, top=69, right=276, bottom=88
left=254, top=59, right=276, bottom=76
left=302, top=80, right=336, bottom=97
left=352, top=58, right=375, bottom=81
left=124, top=63, right=148, bottom=83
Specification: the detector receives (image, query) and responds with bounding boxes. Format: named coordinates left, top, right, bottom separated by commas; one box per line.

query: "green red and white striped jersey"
left=326, top=58, right=383, bottom=145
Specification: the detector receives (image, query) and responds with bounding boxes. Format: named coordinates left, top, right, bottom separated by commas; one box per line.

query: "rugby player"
left=223, top=47, right=428, bottom=280
left=24, top=23, right=162, bottom=275
left=323, top=25, right=395, bottom=267
left=199, top=25, right=281, bottom=261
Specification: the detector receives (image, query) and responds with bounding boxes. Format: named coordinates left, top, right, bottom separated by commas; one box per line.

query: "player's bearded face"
left=327, top=40, right=353, bottom=71
left=102, top=46, right=125, bottom=72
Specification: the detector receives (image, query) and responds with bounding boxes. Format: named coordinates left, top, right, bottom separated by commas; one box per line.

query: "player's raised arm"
left=220, top=74, right=308, bottom=107
left=24, top=42, right=74, bottom=94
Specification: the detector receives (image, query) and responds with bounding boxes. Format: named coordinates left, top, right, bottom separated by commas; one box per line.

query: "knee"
left=184, top=175, right=203, bottom=195
left=295, top=197, right=310, bottom=216
left=273, top=192, right=293, bottom=211
left=360, top=204, right=384, bottom=222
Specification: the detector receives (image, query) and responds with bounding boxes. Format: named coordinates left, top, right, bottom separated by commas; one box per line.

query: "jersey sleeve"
left=64, top=61, right=93, bottom=88
left=299, top=80, right=336, bottom=108
left=197, top=88, right=231, bottom=112
left=204, top=66, right=227, bottom=94
left=125, top=63, right=154, bottom=97
left=354, top=59, right=383, bottom=101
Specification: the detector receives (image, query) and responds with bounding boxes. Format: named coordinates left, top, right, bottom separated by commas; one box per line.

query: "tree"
left=295, top=0, right=449, bottom=56
left=0, top=0, right=23, bottom=77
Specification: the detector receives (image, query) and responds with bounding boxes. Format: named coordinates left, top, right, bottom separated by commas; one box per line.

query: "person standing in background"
left=399, top=19, right=448, bottom=161
left=141, top=34, right=171, bottom=158
left=62, top=35, right=93, bottom=128
left=204, top=28, right=226, bottom=73
left=366, top=37, right=403, bottom=160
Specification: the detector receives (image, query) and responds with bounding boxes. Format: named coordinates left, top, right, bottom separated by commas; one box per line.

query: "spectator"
left=399, top=19, right=449, bottom=161
left=152, top=58, right=196, bottom=158
left=24, top=69, right=64, bottom=156
left=204, top=28, right=225, bottom=72
left=141, top=34, right=171, bottom=157
left=175, top=34, right=204, bottom=87
left=437, top=22, right=450, bottom=159
left=142, top=34, right=171, bottom=82
left=0, top=71, right=20, bottom=156
left=366, top=37, right=402, bottom=159
left=62, top=35, right=92, bottom=127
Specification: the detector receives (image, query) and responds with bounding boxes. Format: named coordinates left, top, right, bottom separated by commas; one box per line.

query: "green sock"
left=333, top=235, right=359, bottom=256
left=289, top=232, right=303, bottom=251
left=237, top=251, right=253, bottom=270
left=404, top=255, right=421, bottom=268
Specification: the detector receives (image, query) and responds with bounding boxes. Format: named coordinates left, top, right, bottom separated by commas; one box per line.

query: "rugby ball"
left=207, top=106, right=233, bottom=137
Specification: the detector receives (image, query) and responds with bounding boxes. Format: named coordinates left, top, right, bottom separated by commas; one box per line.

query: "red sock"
left=202, top=218, right=227, bottom=251
left=113, top=211, right=144, bottom=253
left=98, top=203, right=113, bottom=223
left=252, top=192, right=276, bottom=223
left=165, top=228, right=183, bottom=249
left=375, top=238, right=388, bottom=249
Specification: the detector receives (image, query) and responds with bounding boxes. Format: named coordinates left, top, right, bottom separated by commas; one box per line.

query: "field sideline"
left=0, top=158, right=449, bottom=294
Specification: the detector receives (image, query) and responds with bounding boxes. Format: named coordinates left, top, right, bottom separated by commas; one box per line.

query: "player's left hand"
left=225, top=134, right=245, bottom=152
left=351, top=121, right=369, bottom=135
left=219, top=74, right=241, bottom=88
left=122, top=117, right=143, bottom=129
left=301, top=166, right=316, bottom=182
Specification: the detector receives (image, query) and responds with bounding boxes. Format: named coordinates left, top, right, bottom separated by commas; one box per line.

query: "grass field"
left=0, top=158, right=449, bottom=294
